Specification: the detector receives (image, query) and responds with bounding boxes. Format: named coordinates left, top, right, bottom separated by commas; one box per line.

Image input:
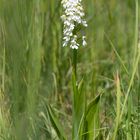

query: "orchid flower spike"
left=61, top=0, right=88, bottom=49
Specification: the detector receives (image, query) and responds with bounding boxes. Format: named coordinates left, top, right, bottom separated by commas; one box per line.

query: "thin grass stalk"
left=133, top=0, right=139, bottom=67
left=112, top=72, right=121, bottom=140
left=25, top=1, right=43, bottom=138
left=126, top=94, right=133, bottom=140
left=0, top=19, right=11, bottom=140
left=105, top=33, right=129, bottom=75
left=120, top=0, right=139, bottom=121
left=0, top=20, right=5, bottom=93
left=120, top=50, right=140, bottom=123
left=120, top=47, right=140, bottom=139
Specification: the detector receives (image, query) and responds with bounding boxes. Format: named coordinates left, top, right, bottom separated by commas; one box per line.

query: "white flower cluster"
left=61, top=0, right=87, bottom=49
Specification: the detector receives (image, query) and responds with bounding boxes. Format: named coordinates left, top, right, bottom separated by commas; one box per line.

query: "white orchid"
left=61, top=0, right=87, bottom=49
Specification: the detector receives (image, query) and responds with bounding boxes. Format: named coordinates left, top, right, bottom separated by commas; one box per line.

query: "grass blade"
left=112, top=72, right=121, bottom=140
left=46, top=104, right=67, bottom=140
left=84, top=94, right=100, bottom=140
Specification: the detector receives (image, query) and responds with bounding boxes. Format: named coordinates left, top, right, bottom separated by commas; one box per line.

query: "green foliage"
left=46, top=104, right=67, bottom=140
left=0, top=0, right=140, bottom=140
left=84, top=94, right=100, bottom=140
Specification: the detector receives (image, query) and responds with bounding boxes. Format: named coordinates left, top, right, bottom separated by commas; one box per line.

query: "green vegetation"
left=0, top=0, right=140, bottom=140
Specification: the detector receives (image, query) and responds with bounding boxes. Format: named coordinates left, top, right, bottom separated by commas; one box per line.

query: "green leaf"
left=46, top=104, right=67, bottom=140
left=72, top=73, right=86, bottom=140
left=84, top=94, right=100, bottom=140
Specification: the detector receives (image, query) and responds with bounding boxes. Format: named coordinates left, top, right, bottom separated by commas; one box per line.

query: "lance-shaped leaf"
left=84, top=94, right=100, bottom=140
left=46, top=104, right=67, bottom=140
left=72, top=73, right=86, bottom=140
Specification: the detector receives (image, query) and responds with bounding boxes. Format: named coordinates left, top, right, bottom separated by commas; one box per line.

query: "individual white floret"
left=82, top=36, right=87, bottom=46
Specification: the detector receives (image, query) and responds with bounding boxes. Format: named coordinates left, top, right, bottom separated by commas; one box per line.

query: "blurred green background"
left=0, top=0, right=140, bottom=139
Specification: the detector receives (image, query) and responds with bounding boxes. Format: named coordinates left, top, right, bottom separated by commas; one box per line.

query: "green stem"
left=73, top=49, right=77, bottom=79
left=72, top=49, right=78, bottom=140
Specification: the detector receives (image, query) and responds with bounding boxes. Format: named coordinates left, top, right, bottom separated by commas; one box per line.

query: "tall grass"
left=0, top=0, right=140, bottom=140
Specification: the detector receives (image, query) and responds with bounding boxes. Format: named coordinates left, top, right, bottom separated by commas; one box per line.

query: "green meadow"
left=0, top=0, right=140, bottom=139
